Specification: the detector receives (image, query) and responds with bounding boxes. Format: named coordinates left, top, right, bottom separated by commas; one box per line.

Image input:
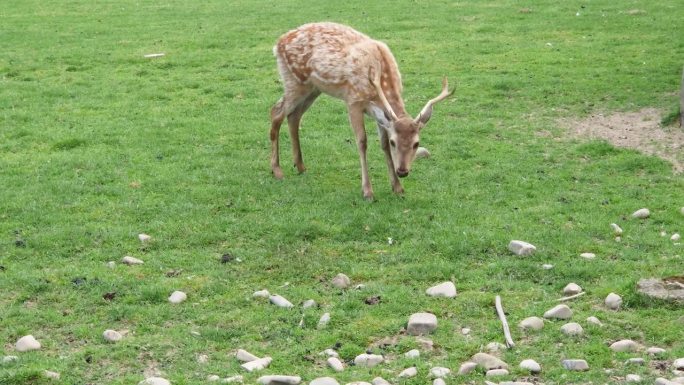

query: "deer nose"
left=397, top=168, right=409, bottom=178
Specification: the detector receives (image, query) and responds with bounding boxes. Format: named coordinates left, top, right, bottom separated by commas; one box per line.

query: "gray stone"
left=138, top=378, right=171, bottom=385
left=647, top=347, right=667, bottom=356
left=562, top=359, right=589, bottom=371
left=331, top=273, right=351, bottom=289
left=415, top=147, right=431, bottom=159
left=318, top=312, right=331, bottom=328
left=580, top=252, right=596, bottom=259
left=560, top=322, right=584, bottom=336
left=241, top=357, right=272, bottom=372
left=610, top=339, right=639, bottom=352
left=122, top=255, right=144, bottom=265
left=672, top=233, right=681, bottom=241
left=508, top=240, right=536, bottom=256
left=2, top=356, right=18, bottom=363
left=519, top=316, right=544, bottom=331
left=472, top=352, right=508, bottom=370
left=586, top=316, right=603, bottom=326
left=253, top=289, right=270, bottom=298
left=486, top=342, right=507, bottom=352
left=611, top=223, right=623, bottom=235
left=675, top=358, right=684, bottom=370
left=302, top=299, right=316, bottom=309
left=626, top=358, right=645, bottom=365
left=457, top=362, right=477, bottom=375
left=426, top=281, right=457, bottom=298
left=404, top=349, right=420, bottom=358
left=15, top=335, right=41, bottom=352
left=236, top=349, right=260, bottom=362
left=257, top=375, right=301, bottom=385
left=321, top=348, right=339, bottom=358
left=637, top=278, right=684, bottom=303
left=310, top=378, right=339, bottom=385
left=543, top=304, right=573, bottom=319
left=354, top=353, right=384, bottom=367
left=371, top=378, right=391, bottom=385
left=486, top=368, right=509, bottom=377
left=269, top=295, right=294, bottom=309
left=207, top=375, right=220, bottom=382
left=43, top=371, right=60, bottom=380
left=103, top=329, right=123, bottom=342
left=407, top=312, right=438, bottom=335
left=626, top=374, right=641, bottom=383
left=221, top=376, right=243, bottom=383
left=605, top=292, right=623, bottom=310
left=138, top=233, right=152, bottom=242
left=656, top=378, right=676, bottom=385
left=399, top=367, right=417, bottom=378
left=519, top=359, right=541, bottom=373
left=563, top=283, right=583, bottom=295
left=632, top=208, right=651, bottom=219
left=168, top=291, right=187, bottom=304
left=433, top=379, right=446, bottom=385
left=429, top=367, right=451, bottom=378
left=327, top=357, right=344, bottom=372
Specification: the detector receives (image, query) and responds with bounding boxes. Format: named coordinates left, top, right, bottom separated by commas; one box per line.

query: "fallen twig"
left=557, top=291, right=587, bottom=302
left=495, top=295, right=515, bottom=348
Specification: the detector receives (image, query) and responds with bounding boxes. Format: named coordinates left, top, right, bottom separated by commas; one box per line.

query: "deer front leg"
left=348, top=103, right=373, bottom=200
left=377, top=125, right=404, bottom=195
left=270, top=98, right=286, bottom=179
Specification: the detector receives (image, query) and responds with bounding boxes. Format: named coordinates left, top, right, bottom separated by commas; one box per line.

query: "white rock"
left=610, top=339, right=639, bottom=352
left=520, top=359, right=541, bottom=373
left=674, top=358, right=684, bottom=370
left=310, top=377, right=340, bottom=385
left=269, top=294, right=294, bottom=308
left=508, top=240, right=536, bottom=256
left=580, top=252, right=596, bottom=259
left=253, top=289, right=270, bottom=298
left=236, top=349, right=260, bottom=362
left=472, top=352, right=508, bottom=370
left=302, top=299, right=316, bottom=309
left=647, top=347, right=667, bottom=356
left=347, top=383, right=372, bottom=385
left=457, top=361, right=477, bottom=375
left=426, top=281, right=457, bottom=297
left=656, top=378, right=676, bottom=385
left=407, top=312, right=438, bottom=335
left=632, top=208, right=651, bottom=219
left=605, top=292, right=622, bottom=310
left=2, top=356, right=18, bottom=363
left=461, top=328, right=471, bottom=335
left=562, top=359, right=589, bottom=371
left=257, top=375, right=301, bottom=385
left=404, top=349, right=420, bottom=358
left=331, top=273, right=351, bottom=289
left=106, top=261, right=116, bottom=269
left=681, top=207, right=684, bottom=215
left=543, top=304, right=573, bottom=319
left=15, top=335, right=41, bottom=352
left=486, top=368, right=509, bottom=377
left=560, top=322, right=584, bottom=336
left=354, top=284, right=366, bottom=290
left=354, top=353, right=384, bottom=367
left=486, top=342, right=507, bottom=352
left=399, top=367, right=417, bottom=378
left=138, top=233, right=152, bottom=242
left=327, top=357, right=344, bottom=372
left=322, top=348, right=339, bottom=358
left=168, top=291, right=187, bottom=304
left=43, top=370, right=60, bottom=380
left=672, top=233, right=681, bottom=242
left=542, top=263, right=554, bottom=269
left=371, top=377, right=391, bottom=385
left=241, top=357, right=272, bottom=372
left=563, top=283, right=583, bottom=295
left=103, top=329, right=123, bottom=342
left=429, top=367, right=451, bottom=378
left=221, top=375, right=243, bottom=383
left=317, top=312, right=331, bottom=327
left=519, top=316, right=544, bottom=331
left=611, top=223, right=624, bottom=235
left=433, top=379, right=446, bottom=385
left=586, top=316, right=603, bottom=326
left=208, top=375, right=221, bottom=382
left=139, top=378, right=171, bottom=385
left=122, top=255, right=144, bottom=265
left=672, top=377, right=684, bottom=384
left=415, top=147, right=431, bottom=159
left=626, top=358, right=645, bottom=365
left=626, top=374, right=642, bottom=383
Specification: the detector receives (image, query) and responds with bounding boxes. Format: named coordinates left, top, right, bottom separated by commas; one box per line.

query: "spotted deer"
left=270, top=22, right=453, bottom=199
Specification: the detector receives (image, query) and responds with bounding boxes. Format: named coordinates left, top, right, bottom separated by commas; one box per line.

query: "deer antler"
left=415, top=77, right=454, bottom=125
left=370, top=75, right=399, bottom=121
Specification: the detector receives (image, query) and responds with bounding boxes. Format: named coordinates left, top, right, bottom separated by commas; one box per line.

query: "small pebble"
left=122, top=255, right=144, bottom=265
left=586, top=316, right=603, bottom=326
left=253, top=289, right=270, bottom=298
left=626, top=358, right=645, bottom=365
left=221, top=375, right=243, bottom=383
left=168, top=291, right=187, bottom=304
left=543, top=304, right=573, bottom=319
left=560, top=322, right=584, bottom=336
left=542, top=264, right=554, bottom=269
left=2, top=356, right=18, bottom=363
left=241, top=357, right=272, bottom=372
left=461, top=327, right=471, bottom=335
left=611, top=223, right=624, bottom=235
left=632, top=208, right=651, bottom=219
left=207, top=375, right=221, bottom=382
left=563, top=283, right=583, bottom=295
left=257, top=375, right=301, bottom=385
left=626, top=374, right=642, bottom=383
left=103, top=329, right=123, bottom=343
left=302, top=299, right=316, bottom=309
left=519, top=316, right=544, bottom=331
left=331, top=273, right=351, bottom=289
left=139, top=378, right=171, bottom=385
left=399, top=367, right=417, bottom=378
left=675, top=358, right=684, bottom=370
left=106, top=261, right=116, bottom=269
left=472, top=352, right=508, bottom=370
left=562, top=359, right=589, bottom=371
left=269, top=294, right=294, bottom=308
left=327, top=357, right=344, bottom=372
left=486, top=342, right=507, bottom=352
left=15, top=335, right=41, bottom=352
left=354, top=353, right=384, bottom=367
left=318, top=312, right=331, bottom=328
left=610, top=339, right=639, bottom=352
left=580, top=252, right=596, bottom=259
left=310, top=377, right=340, bottom=385
left=371, top=378, right=391, bottom=385
left=519, top=359, right=541, bottom=373
left=433, top=379, right=446, bottom=385
left=661, top=231, right=668, bottom=237
left=404, top=349, right=420, bottom=358
left=138, top=233, right=152, bottom=242
left=486, top=368, right=509, bottom=377
left=429, top=367, right=451, bottom=378
left=672, top=233, right=681, bottom=242
left=407, top=312, right=438, bottom=335
left=415, top=147, right=431, bottom=158
left=354, top=284, right=365, bottom=290
left=605, top=292, right=622, bottom=310
left=457, top=361, right=477, bottom=375
left=43, top=370, right=60, bottom=380
left=508, top=240, right=536, bottom=256
left=647, top=347, right=667, bottom=356
left=321, top=348, right=338, bottom=358
left=425, top=281, right=457, bottom=298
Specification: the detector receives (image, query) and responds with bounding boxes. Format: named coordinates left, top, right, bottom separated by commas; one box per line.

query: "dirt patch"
left=560, top=108, right=684, bottom=173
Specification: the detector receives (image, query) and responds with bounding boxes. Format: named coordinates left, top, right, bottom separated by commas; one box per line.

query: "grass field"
left=1, top=1, right=683, bottom=384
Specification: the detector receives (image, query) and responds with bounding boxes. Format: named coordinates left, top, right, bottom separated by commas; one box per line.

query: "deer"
left=270, top=22, right=453, bottom=200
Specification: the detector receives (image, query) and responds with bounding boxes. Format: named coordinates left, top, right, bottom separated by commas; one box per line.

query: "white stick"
left=557, top=291, right=587, bottom=302
left=495, top=295, right=515, bottom=348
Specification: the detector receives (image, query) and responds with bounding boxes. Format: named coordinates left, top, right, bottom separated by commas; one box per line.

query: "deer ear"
left=369, top=105, right=391, bottom=127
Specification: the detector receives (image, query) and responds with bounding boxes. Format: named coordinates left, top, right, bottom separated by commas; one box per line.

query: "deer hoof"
left=272, top=168, right=284, bottom=180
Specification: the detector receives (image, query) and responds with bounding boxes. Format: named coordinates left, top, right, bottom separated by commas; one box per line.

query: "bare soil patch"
left=560, top=108, right=684, bottom=173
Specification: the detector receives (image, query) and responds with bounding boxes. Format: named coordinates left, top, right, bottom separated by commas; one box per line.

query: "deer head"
left=371, top=77, right=454, bottom=177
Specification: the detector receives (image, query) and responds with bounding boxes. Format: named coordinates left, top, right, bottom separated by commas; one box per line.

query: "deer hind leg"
left=377, top=125, right=404, bottom=195
left=270, top=97, right=286, bottom=179
left=288, top=90, right=320, bottom=174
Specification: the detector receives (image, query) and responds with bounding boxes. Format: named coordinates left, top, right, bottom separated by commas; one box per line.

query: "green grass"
left=1, top=1, right=683, bottom=384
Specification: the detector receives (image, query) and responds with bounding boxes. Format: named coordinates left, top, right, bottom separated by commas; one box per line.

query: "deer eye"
left=389, top=140, right=396, bottom=148
left=413, top=142, right=420, bottom=149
